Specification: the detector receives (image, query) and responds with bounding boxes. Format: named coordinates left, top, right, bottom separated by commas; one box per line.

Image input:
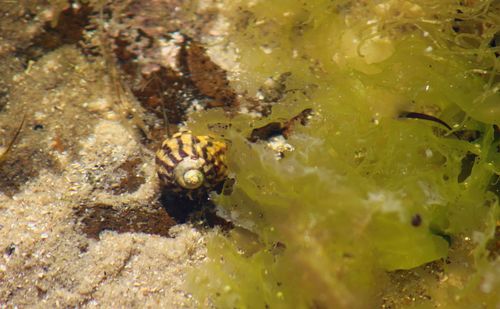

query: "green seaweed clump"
left=188, top=0, right=500, bottom=307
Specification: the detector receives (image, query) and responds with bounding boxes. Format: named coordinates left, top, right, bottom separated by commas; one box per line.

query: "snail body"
left=155, top=131, right=228, bottom=196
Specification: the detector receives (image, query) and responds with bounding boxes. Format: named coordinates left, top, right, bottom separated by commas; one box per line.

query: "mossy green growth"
left=188, top=0, right=500, bottom=307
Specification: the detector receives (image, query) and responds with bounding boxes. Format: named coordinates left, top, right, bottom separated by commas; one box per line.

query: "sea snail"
left=155, top=131, right=228, bottom=196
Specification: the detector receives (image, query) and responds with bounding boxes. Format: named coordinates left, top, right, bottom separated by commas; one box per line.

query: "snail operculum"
left=173, top=157, right=206, bottom=189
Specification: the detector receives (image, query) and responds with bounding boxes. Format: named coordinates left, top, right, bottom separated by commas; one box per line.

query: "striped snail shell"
left=155, top=131, right=228, bottom=195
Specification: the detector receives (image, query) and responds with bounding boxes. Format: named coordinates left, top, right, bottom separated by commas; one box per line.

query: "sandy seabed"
left=0, top=43, right=210, bottom=308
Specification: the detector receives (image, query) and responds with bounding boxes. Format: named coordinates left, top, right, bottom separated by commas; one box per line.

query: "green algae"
left=188, top=0, right=500, bottom=307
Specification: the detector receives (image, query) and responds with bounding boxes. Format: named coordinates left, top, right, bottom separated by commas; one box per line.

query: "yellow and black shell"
left=155, top=131, right=228, bottom=195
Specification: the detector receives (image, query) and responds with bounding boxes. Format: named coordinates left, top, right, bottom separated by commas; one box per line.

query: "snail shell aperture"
left=155, top=131, right=228, bottom=195
left=174, top=158, right=205, bottom=189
